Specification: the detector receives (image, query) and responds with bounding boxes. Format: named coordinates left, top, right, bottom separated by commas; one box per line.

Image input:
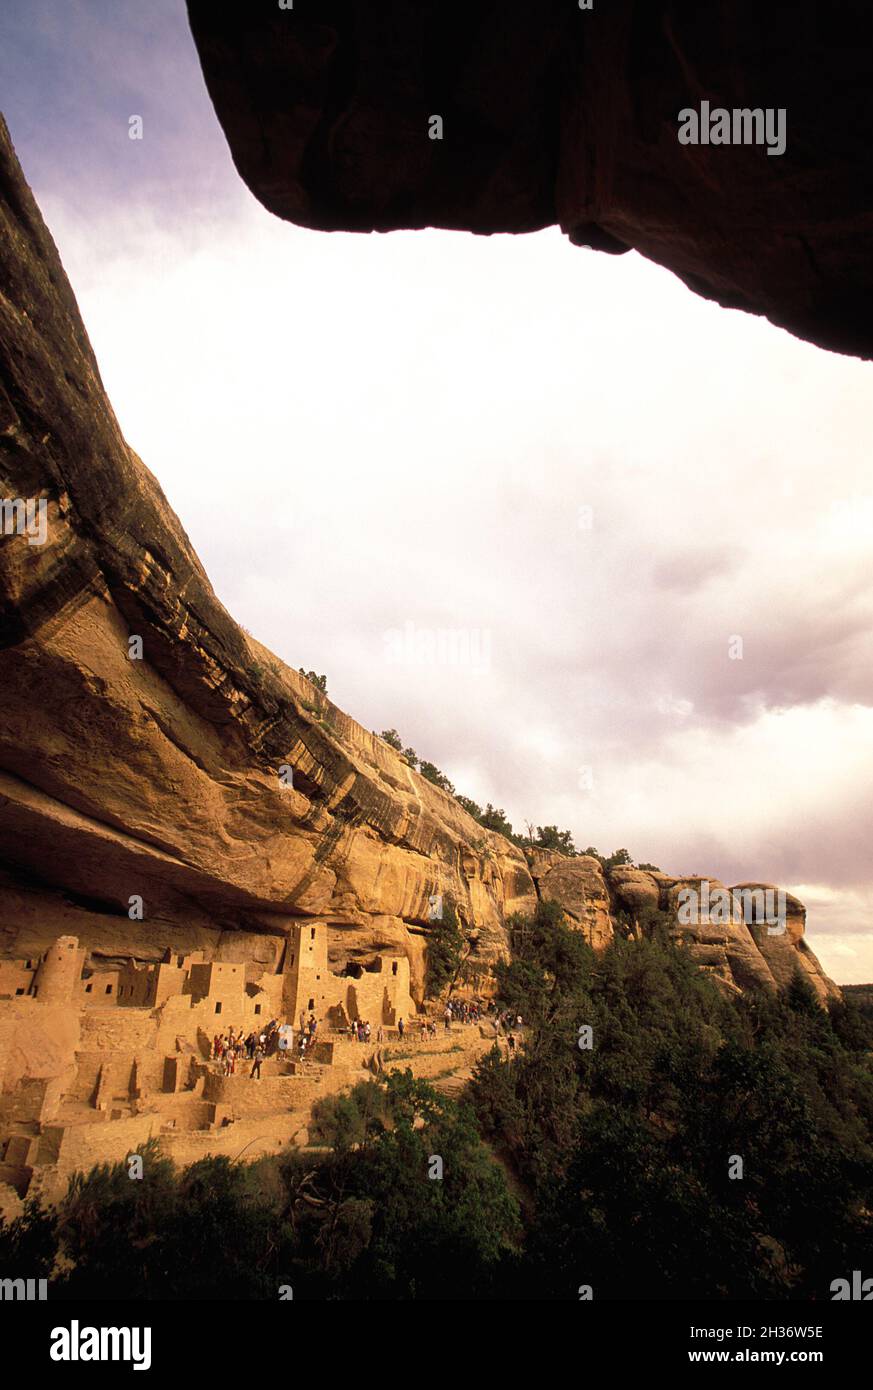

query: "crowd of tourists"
left=494, top=1007, right=523, bottom=1034
left=492, top=1008, right=524, bottom=1060
left=347, top=1018, right=381, bottom=1043
left=344, top=997, right=500, bottom=1045
left=443, top=998, right=485, bottom=1027
left=435, top=999, right=521, bottom=1033
left=212, top=1023, right=279, bottom=1078
left=294, top=1012, right=321, bottom=1063
left=208, top=995, right=524, bottom=1081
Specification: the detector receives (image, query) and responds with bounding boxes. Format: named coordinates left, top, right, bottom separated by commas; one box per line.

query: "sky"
left=2, top=1, right=872, bottom=982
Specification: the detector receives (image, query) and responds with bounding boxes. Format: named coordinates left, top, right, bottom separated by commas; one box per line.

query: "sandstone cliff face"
left=0, top=114, right=838, bottom=1011
left=187, top=0, right=873, bottom=358
left=0, top=115, right=535, bottom=1001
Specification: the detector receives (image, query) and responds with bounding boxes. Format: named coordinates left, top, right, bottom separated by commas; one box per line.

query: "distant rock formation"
left=187, top=0, right=873, bottom=358
left=529, top=856, right=837, bottom=1002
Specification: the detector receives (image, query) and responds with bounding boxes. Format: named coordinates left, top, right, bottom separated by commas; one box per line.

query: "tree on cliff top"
left=419, top=760, right=456, bottom=795
left=478, top=804, right=515, bottom=838
left=534, top=824, right=577, bottom=855
left=582, top=846, right=637, bottom=869
left=298, top=669, right=327, bottom=693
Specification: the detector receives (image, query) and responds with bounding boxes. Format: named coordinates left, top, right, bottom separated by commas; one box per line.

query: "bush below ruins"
left=0, top=1075, right=520, bottom=1300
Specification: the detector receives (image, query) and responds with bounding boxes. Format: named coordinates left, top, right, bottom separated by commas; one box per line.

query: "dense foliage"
left=472, top=901, right=873, bottom=1299
left=0, top=1076, right=519, bottom=1301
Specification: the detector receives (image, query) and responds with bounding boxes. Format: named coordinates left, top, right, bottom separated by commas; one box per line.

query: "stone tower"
left=32, top=935, right=84, bottom=1004
left=282, top=922, right=328, bottom=1022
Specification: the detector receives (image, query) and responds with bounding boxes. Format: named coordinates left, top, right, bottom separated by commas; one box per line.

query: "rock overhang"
left=186, top=0, right=873, bottom=359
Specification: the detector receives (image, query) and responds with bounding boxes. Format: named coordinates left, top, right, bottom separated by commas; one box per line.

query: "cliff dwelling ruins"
left=0, top=922, right=420, bottom=1216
